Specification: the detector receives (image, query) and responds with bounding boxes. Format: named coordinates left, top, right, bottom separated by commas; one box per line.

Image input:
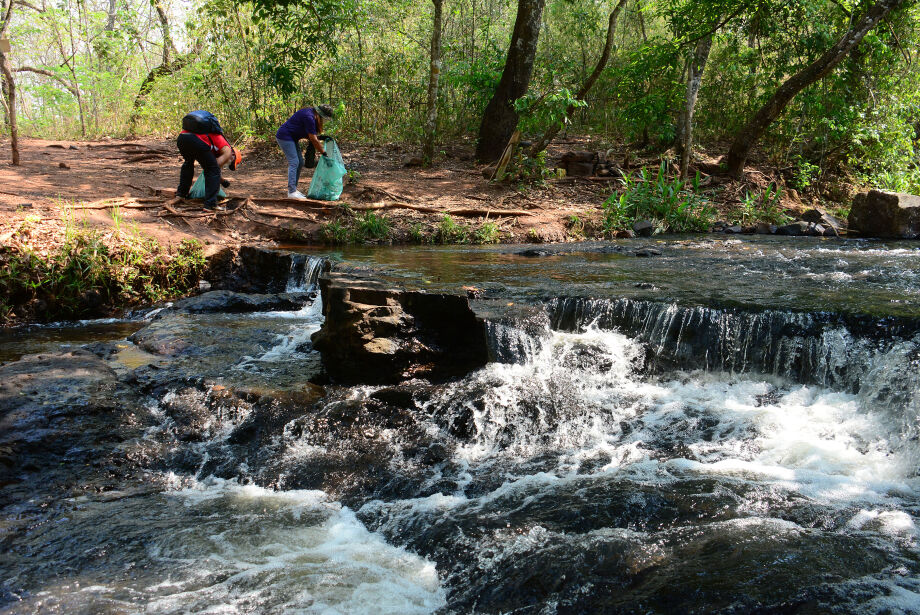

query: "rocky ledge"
left=311, top=271, right=489, bottom=385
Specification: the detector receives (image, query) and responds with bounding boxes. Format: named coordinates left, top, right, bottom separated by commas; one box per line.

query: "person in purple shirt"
left=276, top=104, right=334, bottom=199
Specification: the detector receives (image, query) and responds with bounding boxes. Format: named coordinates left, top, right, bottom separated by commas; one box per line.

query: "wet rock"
left=754, top=222, right=777, bottom=234
left=849, top=190, right=920, bottom=238
left=172, top=290, right=313, bottom=314
left=518, top=248, right=551, bottom=257
left=809, top=223, right=826, bottom=236
left=632, top=219, right=654, bottom=237
left=402, top=155, right=424, bottom=167
left=634, top=248, right=661, bottom=257
left=205, top=247, right=328, bottom=293
left=723, top=225, right=743, bottom=234
left=0, top=350, right=147, bottom=500
left=311, top=271, right=489, bottom=385
left=776, top=221, right=810, bottom=236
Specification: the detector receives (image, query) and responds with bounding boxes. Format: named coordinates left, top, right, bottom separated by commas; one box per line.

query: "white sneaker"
left=287, top=190, right=307, bottom=200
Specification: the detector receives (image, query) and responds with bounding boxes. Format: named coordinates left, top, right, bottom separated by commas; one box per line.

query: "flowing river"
left=1, top=236, right=919, bottom=614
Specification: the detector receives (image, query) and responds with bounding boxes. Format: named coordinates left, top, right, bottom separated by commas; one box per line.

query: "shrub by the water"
left=604, top=163, right=716, bottom=234
left=0, top=223, right=206, bottom=324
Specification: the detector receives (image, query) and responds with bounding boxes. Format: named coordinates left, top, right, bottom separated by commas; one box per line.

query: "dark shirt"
left=276, top=108, right=318, bottom=142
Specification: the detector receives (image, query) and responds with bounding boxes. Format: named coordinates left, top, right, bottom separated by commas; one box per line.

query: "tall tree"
left=676, top=34, right=712, bottom=179
left=130, top=0, right=179, bottom=130
left=529, top=0, right=629, bottom=156
left=0, top=0, right=18, bottom=165
left=423, top=0, right=444, bottom=163
left=475, top=0, right=546, bottom=162
left=725, top=0, right=907, bottom=177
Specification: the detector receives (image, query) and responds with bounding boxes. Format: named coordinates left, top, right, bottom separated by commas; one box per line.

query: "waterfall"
left=285, top=254, right=327, bottom=292
left=546, top=297, right=920, bottom=411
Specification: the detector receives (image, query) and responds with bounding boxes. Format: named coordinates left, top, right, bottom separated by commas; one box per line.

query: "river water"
left=1, top=237, right=919, bottom=614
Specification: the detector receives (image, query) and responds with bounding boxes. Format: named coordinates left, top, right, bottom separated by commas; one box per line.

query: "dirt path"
left=0, top=137, right=618, bottom=249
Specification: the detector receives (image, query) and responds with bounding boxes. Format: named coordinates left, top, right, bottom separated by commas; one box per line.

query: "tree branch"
left=14, top=66, right=79, bottom=95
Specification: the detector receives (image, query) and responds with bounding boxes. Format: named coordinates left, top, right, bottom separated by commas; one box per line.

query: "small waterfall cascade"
left=547, top=297, right=920, bottom=413
left=285, top=254, right=328, bottom=292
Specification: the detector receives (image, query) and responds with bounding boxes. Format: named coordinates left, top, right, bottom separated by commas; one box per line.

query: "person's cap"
left=316, top=104, right=334, bottom=120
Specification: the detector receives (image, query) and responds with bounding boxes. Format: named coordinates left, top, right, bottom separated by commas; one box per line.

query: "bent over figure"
left=176, top=110, right=238, bottom=211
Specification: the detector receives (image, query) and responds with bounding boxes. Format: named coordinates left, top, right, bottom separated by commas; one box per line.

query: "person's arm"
left=215, top=146, right=233, bottom=168
left=307, top=133, right=326, bottom=156
left=211, top=134, right=233, bottom=167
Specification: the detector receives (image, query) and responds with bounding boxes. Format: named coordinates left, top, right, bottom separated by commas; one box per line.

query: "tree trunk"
left=530, top=0, right=627, bottom=156
left=677, top=34, right=712, bottom=179
left=726, top=0, right=905, bottom=178
left=129, top=0, right=176, bottom=131
left=0, top=0, right=18, bottom=165
left=423, top=0, right=444, bottom=163
left=475, top=0, right=546, bottom=162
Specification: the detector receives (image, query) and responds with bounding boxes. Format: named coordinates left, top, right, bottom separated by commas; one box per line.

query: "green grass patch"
left=0, top=224, right=206, bottom=325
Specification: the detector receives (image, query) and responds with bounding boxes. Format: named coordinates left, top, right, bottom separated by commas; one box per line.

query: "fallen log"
left=250, top=196, right=339, bottom=209
left=349, top=202, right=532, bottom=217
left=248, top=207, right=319, bottom=222
left=124, top=153, right=171, bottom=163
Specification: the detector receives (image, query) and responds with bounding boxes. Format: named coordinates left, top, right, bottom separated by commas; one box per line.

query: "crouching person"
left=176, top=110, right=240, bottom=211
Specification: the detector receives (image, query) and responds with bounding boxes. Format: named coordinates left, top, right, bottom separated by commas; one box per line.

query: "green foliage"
left=6, top=0, right=920, bottom=197
left=352, top=212, right=391, bottom=241
left=0, top=227, right=205, bottom=324
left=498, top=149, right=554, bottom=185
left=566, top=214, right=586, bottom=239
left=436, top=215, right=470, bottom=243
left=513, top=88, right=586, bottom=135
left=409, top=222, right=428, bottom=243
left=321, top=220, right=349, bottom=244
left=736, top=184, right=790, bottom=225
left=604, top=162, right=716, bottom=234
left=321, top=212, right=390, bottom=244
left=474, top=221, right=501, bottom=244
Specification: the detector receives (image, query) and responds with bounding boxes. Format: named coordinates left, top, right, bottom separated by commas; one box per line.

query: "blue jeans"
left=276, top=136, right=303, bottom=193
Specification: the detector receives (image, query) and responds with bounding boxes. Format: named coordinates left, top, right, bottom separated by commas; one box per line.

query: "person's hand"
left=321, top=150, right=327, bottom=157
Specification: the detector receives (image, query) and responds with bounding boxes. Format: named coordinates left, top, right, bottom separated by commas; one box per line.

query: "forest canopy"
left=1, top=0, right=918, bottom=190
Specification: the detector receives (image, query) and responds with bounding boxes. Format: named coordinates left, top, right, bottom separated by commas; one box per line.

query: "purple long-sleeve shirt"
left=276, top=108, right=318, bottom=142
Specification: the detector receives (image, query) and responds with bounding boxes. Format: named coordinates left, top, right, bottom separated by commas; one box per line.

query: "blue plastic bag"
left=307, top=139, right=347, bottom=201
left=188, top=173, right=226, bottom=199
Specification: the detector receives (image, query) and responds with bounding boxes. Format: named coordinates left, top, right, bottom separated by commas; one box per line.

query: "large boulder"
left=311, top=271, right=489, bottom=385
left=848, top=190, right=920, bottom=239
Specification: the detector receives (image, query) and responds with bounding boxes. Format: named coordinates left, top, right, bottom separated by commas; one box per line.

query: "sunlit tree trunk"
left=0, top=0, right=18, bottom=165
left=726, top=0, right=905, bottom=178
left=676, top=34, right=712, bottom=179
left=130, top=0, right=181, bottom=132
left=475, top=0, right=545, bottom=162
left=423, top=0, right=444, bottom=163
left=529, top=0, right=628, bottom=156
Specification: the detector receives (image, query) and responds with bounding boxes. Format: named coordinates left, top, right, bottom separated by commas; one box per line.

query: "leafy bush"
left=735, top=184, right=790, bottom=225
left=604, top=162, right=716, bottom=234
left=474, top=221, right=501, bottom=244
left=436, top=215, right=470, bottom=243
